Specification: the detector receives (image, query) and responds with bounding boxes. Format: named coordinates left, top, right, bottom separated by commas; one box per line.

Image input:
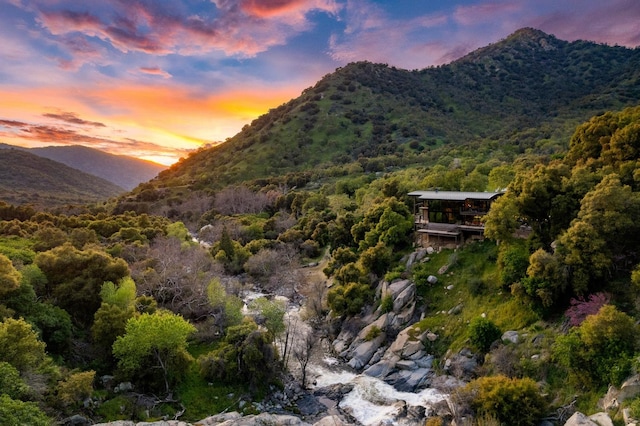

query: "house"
left=407, top=190, right=504, bottom=247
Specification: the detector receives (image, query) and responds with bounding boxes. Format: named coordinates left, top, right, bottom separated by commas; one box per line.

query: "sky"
left=1, top=0, right=639, bottom=166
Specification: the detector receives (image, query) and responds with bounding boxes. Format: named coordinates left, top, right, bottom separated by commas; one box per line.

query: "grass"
left=411, top=240, right=540, bottom=356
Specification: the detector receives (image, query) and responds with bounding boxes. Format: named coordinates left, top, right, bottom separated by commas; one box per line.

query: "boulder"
left=564, top=412, right=598, bottom=426
left=427, top=275, right=438, bottom=284
left=389, top=302, right=415, bottom=329
left=393, top=283, right=416, bottom=312
left=389, top=367, right=431, bottom=392
left=364, top=359, right=396, bottom=379
left=588, top=412, right=613, bottom=426
left=620, top=374, right=640, bottom=401
left=347, top=333, right=386, bottom=370
left=502, top=330, right=519, bottom=344
left=312, top=416, right=350, bottom=426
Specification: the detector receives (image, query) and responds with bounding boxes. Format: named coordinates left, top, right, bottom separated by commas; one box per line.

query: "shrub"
left=468, top=317, right=502, bottom=353
left=380, top=293, right=394, bottom=313
left=365, top=325, right=382, bottom=341
left=462, top=375, right=546, bottom=426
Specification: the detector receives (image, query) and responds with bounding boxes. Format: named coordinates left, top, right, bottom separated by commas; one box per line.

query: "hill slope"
left=0, top=149, right=125, bottom=206
left=28, top=145, right=166, bottom=190
left=151, top=28, right=640, bottom=191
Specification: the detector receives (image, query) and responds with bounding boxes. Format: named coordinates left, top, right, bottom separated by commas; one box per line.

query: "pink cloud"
left=139, top=66, right=172, bottom=79
left=453, top=1, right=521, bottom=26
left=32, top=0, right=341, bottom=58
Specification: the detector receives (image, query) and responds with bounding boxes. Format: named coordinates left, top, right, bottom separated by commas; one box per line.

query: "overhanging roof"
left=407, top=190, right=503, bottom=201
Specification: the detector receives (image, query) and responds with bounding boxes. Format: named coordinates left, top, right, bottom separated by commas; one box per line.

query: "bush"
left=380, top=293, right=394, bottom=313
left=462, top=375, right=546, bottom=426
left=327, top=282, right=373, bottom=316
left=468, top=317, right=502, bottom=353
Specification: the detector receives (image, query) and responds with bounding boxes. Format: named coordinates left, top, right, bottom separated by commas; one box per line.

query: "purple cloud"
left=42, top=112, right=106, bottom=127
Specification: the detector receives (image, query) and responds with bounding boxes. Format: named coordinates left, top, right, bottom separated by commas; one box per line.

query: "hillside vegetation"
left=146, top=28, right=640, bottom=193
left=0, top=28, right=639, bottom=425
left=0, top=149, right=125, bottom=207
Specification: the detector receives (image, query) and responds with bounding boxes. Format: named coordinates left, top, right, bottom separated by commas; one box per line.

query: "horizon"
left=1, top=0, right=639, bottom=166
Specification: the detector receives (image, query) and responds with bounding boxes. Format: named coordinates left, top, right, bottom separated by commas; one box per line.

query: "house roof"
left=407, top=190, right=503, bottom=201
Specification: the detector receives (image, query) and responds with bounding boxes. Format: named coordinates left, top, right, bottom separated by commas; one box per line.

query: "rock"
left=426, top=247, right=435, bottom=255
left=390, top=302, right=415, bottom=328
left=390, top=367, right=431, bottom=392
left=295, top=394, right=326, bottom=417
left=402, top=339, right=423, bottom=358
left=620, top=374, right=640, bottom=401
left=114, top=382, right=133, bottom=393
left=426, top=332, right=438, bottom=342
left=600, top=385, right=620, bottom=410
left=588, top=412, right=613, bottom=426
left=347, top=333, right=386, bottom=370
left=502, top=330, right=519, bottom=344
left=312, top=416, right=349, bottom=426
left=62, top=415, right=91, bottom=426
left=623, top=407, right=638, bottom=425
left=427, top=275, right=438, bottom=284
left=393, top=283, right=416, bottom=312
left=446, top=351, right=479, bottom=381
left=564, top=412, right=599, bottom=426
left=415, top=354, right=434, bottom=369
left=364, top=359, right=396, bottom=379
left=447, top=304, right=463, bottom=315
left=430, top=375, right=466, bottom=393
left=396, top=360, right=417, bottom=370
left=445, top=285, right=454, bottom=291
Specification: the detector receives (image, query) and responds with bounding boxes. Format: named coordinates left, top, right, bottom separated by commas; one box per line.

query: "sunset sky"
left=1, top=0, right=639, bottom=165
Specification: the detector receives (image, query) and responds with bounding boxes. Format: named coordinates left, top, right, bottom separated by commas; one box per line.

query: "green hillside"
left=149, top=28, right=640, bottom=192
left=0, top=149, right=125, bottom=206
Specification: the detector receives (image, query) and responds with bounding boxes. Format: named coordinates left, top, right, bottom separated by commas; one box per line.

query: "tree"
left=34, top=243, right=129, bottom=324
left=553, top=305, right=637, bottom=387
left=293, top=331, right=316, bottom=388
left=112, top=310, right=196, bottom=394
left=0, top=394, right=52, bottom=426
left=0, top=318, right=46, bottom=372
left=557, top=174, right=640, bottom=295
left=0, top=254, right=20, bottom=297
left=0, top=362, right=29, bottom=399
left=468, top=317, right=502, bottom=354
left=198, top=319, right=279, bottom=393
left=460, top=375, right=546, bottom=426
left=248, top=297, right=286, bottom=343
left=483, top=194, right=520, bottom=243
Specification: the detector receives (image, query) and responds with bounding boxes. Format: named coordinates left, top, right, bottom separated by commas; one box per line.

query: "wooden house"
left=407, top=190, right=504, bottom=247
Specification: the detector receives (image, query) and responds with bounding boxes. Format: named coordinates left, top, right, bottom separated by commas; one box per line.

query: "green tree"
left=483, top=193, right=520, bottom=243
left=553, top=305, right=637, bottom=387
left=0, top=362, right=29, bottom=399
left=35, top=243, right=130, bottom=324
left=248, top=297, right=286, bottom=342
left=462, top=375, right=546, bottom=426
left=198, top=319, right=279, bottom=392
left=112, top=310, right=196, bottom=394
left=0, top=254, right=20, bottom=297
left=0, top=318, right=46, bottom=372
left=557, top=174, right=640, bottom=294
left=468, top=317, right=502, bottom=354
left=0, top=394, right=52, bottom=426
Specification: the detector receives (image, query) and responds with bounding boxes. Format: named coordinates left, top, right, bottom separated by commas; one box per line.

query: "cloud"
left=42, top=111, right=106, bottom=127
left=328, top=1, right=450, bottom=69
left=30, top=0, right=341, bottom=60
left=139, top=66, right=172, bottom=78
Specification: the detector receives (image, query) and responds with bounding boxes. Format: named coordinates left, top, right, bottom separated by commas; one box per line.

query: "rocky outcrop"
left=563, top=411, right=613, bottom=426
left=94, top=412, right=353, bottom=426
left=600, top=374, right=640, bottom=410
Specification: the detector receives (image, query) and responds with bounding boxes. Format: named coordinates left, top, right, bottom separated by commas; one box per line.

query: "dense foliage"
left=0, top=29, right=639, bottom=425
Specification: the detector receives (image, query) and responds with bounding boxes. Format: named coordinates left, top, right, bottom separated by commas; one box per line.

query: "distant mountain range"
left=0, top=144, right=166, bottom=190
left=0, top=149, right=125, bottom=207
left=149, top=28, right=640, bottom=192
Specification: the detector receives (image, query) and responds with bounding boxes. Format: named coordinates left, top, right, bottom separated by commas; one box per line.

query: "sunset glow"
left=1, top=0, right=638, bottom=166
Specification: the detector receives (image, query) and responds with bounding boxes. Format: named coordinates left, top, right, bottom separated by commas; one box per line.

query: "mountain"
left=27, top=145, right=166, bottom=190
left=149, top=28, right=640, bottom=192
left=0, top=149, right=125, bottom=207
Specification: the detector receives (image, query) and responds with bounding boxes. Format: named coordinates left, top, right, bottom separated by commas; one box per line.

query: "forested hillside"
left=146, top=28, right=640, bottom=192
left=0, top=28, right=639, bottom=426
left=0, top=150, right=125, bottom=207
